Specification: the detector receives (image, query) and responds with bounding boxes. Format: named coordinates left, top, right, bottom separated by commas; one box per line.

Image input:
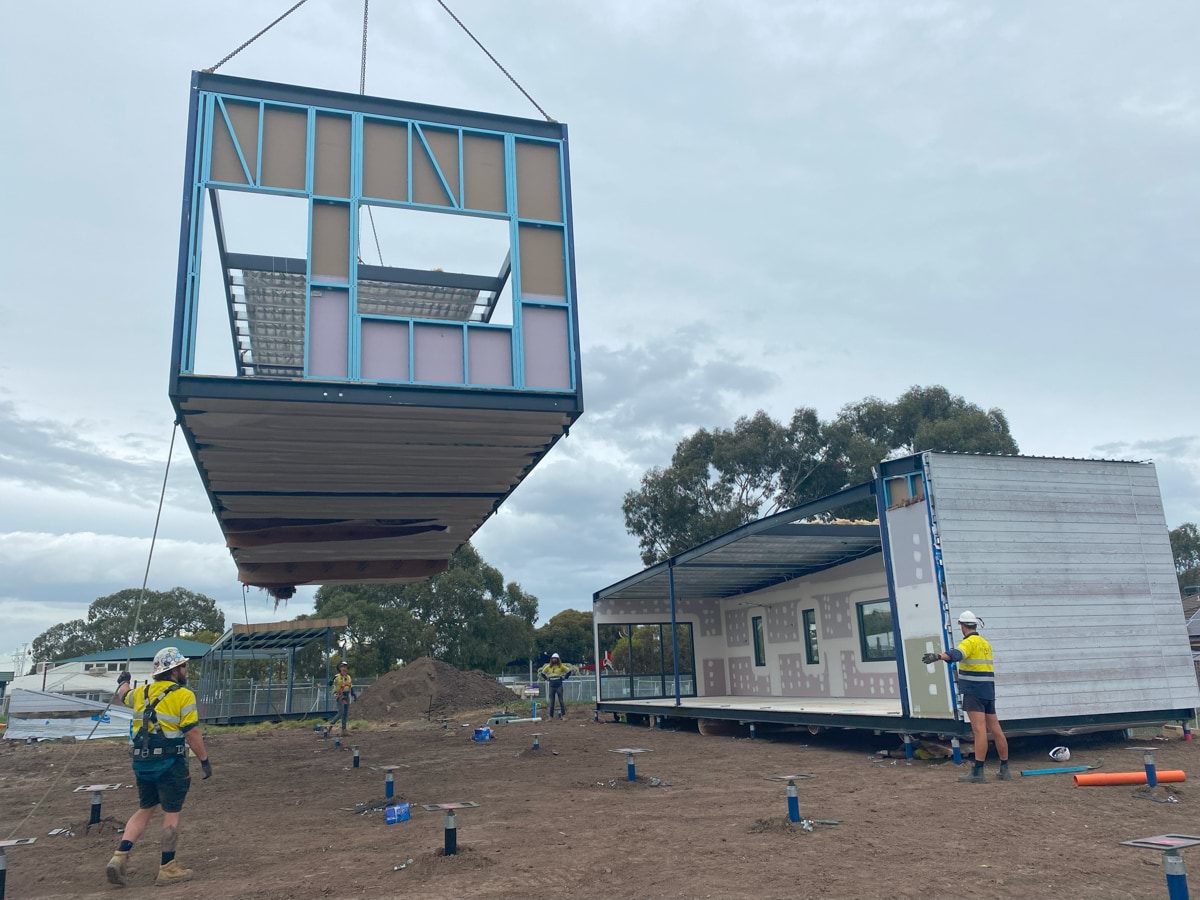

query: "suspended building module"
left=169, top=72, right=583, bottom=597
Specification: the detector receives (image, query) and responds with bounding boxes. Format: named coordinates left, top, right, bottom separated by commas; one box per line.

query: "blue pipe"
left=1165, top=851, right=1189, bottom=900
left=903, top=734, right=914, bottom=761
left=1145, top=752, right=1159, bottom=789
left=627, top=753, right=636, bottom=782
left=951, top=737, right=962, bottom=765
left=786, top=782, right=800, bottom=823
left=385, top=772, right=394, bottom=799
left=1020, top=765, right=1094, bottom=777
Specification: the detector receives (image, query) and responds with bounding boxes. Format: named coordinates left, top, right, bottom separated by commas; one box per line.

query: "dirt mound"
left=354, top=657, right=518, bottom=722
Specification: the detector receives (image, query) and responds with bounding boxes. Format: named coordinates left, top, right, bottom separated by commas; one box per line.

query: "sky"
left=2, top=1, right=1199, bottom=668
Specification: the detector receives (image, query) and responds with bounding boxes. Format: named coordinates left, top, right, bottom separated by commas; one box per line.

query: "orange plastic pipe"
left=1073, top=770, right=1186, bottom=786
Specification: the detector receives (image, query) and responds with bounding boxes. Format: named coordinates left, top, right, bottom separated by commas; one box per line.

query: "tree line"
left=28, top=383, right=1199, bottom=677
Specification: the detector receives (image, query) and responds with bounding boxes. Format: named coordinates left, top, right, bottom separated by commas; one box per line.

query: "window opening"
left=857, top=599, right=895, bottom=662
left=803, top=609, right=819, bottom=664
left=752, top=615, right=766, bottom=668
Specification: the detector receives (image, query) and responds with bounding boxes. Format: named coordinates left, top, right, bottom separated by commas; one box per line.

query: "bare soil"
left=352, top=657, right=519, bottom=722
left=1, top=716, right=1196, bottom=899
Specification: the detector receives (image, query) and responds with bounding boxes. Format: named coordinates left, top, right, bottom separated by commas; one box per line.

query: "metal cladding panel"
left=175, top=392, right=570, bottom=588
left=927, top=453, right=1199, bottom=721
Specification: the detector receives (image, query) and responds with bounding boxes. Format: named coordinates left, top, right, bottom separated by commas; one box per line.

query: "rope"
left=434, top=0, right=556, bottom=122
left=5, top=423, right=179, bottom=840
left=203, top=0, right=311, bottom=74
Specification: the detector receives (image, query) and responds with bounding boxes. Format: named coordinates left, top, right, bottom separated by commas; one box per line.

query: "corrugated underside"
left=928, top=453, right=1199, bottom=720
left=179, top=395, right=570, bottom=585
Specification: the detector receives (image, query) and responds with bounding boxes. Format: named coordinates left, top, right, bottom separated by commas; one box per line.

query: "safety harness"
left=130, top=683, right=186, bottom=761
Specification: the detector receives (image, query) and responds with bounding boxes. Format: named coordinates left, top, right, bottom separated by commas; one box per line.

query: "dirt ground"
left=1, top=714, right=1196, bottom=900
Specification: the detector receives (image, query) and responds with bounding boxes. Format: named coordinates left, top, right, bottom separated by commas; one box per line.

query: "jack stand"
left=951, top=737, right=962, bottom=765
left=767, top=775, right=815, bottom=824
left=532, top=733, right=542, bottom=751
left=0, top=839, right=36, bottom=900
left=1121, top=834, right=1200, bottom=899
left=75, top=784, right=122, bottom=831
left=352, top=746, right=360, bottom=768
left=610, top=747, right=651, bottom=782
left=443, top=811, right=457, bottom=856
left=903, top=734, right=914, bottom=763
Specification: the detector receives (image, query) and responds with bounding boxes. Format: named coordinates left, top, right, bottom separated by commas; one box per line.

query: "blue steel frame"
left=171, top=71, right=582, bottom=400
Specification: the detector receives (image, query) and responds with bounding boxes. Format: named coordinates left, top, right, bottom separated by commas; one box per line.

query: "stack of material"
left=3, top=689, right=133, bottom=741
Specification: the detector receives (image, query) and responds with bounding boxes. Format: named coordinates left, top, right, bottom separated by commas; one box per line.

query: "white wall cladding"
left=927, top=453, right=1199, bottom=721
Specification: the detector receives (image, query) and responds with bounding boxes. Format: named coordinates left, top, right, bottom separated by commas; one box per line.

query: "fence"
left=197, top=677, right=376, bottom=721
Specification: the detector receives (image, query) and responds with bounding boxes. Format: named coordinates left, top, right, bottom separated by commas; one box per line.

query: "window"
left=803, top=609, right=819, bottom=664
left=752, top=615, right=766, bottom=667
left=857, top=599, right=895, bottom=662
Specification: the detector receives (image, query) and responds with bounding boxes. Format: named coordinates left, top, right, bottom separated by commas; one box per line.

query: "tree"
left=31, top=588, right=225, bottom=663
left=1170, top=523, right=1200, bottom=592
left=534, top=610, right=594, bottom=665
left=623, top=385, right=1020, bottom=565
left=313, top=543, right=539, bottom=676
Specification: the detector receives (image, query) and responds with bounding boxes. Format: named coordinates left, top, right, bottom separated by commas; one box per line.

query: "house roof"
left=58, top=638, right=213, bottom=664
left=595, top=481, right=881, bottom=604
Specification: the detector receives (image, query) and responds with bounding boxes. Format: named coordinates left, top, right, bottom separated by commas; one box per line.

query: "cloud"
left=1090, top=436, right=1200, bottom=526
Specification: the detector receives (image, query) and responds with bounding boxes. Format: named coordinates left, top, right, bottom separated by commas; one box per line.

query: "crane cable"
left=434, top=0, right=556, bottom=122
left=5, top=423, right=180, bottom=840
left=203, top=0, right=311, bottom=74
left=360, top=0, right=386, bottom=267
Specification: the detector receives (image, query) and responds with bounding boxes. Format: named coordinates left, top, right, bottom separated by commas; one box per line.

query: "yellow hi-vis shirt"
left=333, top=673, right=353, bottom=702
left=539, top=662, right=571, bottom=682
left=123, top=680, right=199, bottom=773
left=949, top=632, right=995, bottom=698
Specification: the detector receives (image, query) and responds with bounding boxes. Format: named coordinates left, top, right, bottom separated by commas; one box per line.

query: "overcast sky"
left=2, top=1, right=1198, bottom=667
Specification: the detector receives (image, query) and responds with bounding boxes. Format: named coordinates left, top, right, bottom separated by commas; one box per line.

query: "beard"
left=172, top=671, right=188, bottom=686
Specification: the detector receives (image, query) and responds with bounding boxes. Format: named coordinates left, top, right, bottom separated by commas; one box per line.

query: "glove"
left=117, top=671, right=132, bottom=685
left=921, top=653, right=939, bottom=664
left=200, top=759, right=213, bottom=780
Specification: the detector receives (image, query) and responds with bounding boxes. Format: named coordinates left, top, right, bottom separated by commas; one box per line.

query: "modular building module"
left=593, top=452, right=1199, bottom=736
left=169, top=73, right=582, bottom=597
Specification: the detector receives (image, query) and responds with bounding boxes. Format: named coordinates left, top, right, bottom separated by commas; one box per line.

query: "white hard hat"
left=550, top=652, right=561, bottom=659
left=152, top=646, right=189, bottom=677
left=957, top=611, right=981, bottom=626
left=1050, top=746, right=1071, bottom=762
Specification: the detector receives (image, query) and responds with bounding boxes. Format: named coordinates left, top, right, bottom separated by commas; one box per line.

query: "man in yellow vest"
left=538, top=653, right=572, bottom=719
left=331, top=661, right=356, bottom=735
left=106, top=646, right=212, bottom=886
left=923, top=611, right=1010, bottom=783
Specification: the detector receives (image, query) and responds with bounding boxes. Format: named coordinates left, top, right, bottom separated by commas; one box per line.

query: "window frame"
left=856, top=598, right=896, bottom=662
left=803, top=608, right=819, bottom=664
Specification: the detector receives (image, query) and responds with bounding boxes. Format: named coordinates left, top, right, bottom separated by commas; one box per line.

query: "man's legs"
left=550, top=683, right=565, bottom=718
left=108, top=804, right=156, bottom=885
left=340, top=699, right=349, bottom=732
left=958, top=708, right=989, bottom=783
left=986, top=712, right=1011, bottom=779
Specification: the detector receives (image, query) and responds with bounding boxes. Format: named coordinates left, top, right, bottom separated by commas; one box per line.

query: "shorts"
left=962, top=694, right=996, bottom=715
left=136, top=759, right=191, bottom=813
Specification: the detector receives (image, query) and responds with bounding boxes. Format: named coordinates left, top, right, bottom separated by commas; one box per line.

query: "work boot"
left=997, top=763, right=1013, bottom=781
left=958, top=767, right=986, bottom=784
left=155, top=859, right=193, bottom=886
left=106, top=849, right=130, bottom=886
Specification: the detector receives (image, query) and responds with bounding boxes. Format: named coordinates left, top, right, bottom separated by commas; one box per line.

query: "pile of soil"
left=354, top=657, right=518, bottom=722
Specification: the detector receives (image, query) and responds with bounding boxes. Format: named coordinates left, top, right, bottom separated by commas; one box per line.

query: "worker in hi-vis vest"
left=107, top=647, right=212, bottom=887
left=923, top=611, right=1011, bottom=783
left=538, top=653, right=572, bottom=719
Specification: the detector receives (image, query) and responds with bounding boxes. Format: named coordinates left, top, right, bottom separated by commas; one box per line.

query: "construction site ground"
left=1, top=713, right=1196, bottom=899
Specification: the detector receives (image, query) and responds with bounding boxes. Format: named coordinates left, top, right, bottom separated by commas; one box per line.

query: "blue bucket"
left=472, top=727, right=492, bottom=743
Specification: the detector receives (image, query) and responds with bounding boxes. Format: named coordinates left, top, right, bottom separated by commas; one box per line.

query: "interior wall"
left=595, top=553, right=896, bottom=703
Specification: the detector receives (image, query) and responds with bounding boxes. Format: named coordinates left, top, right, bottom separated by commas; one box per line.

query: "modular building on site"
left=592, top=452, right=1199, bottom=737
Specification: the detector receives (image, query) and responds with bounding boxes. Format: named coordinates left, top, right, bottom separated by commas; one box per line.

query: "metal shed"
left=196, top=616, right=348, bottom=724
left=593, top=452, right=1199, bottom=737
